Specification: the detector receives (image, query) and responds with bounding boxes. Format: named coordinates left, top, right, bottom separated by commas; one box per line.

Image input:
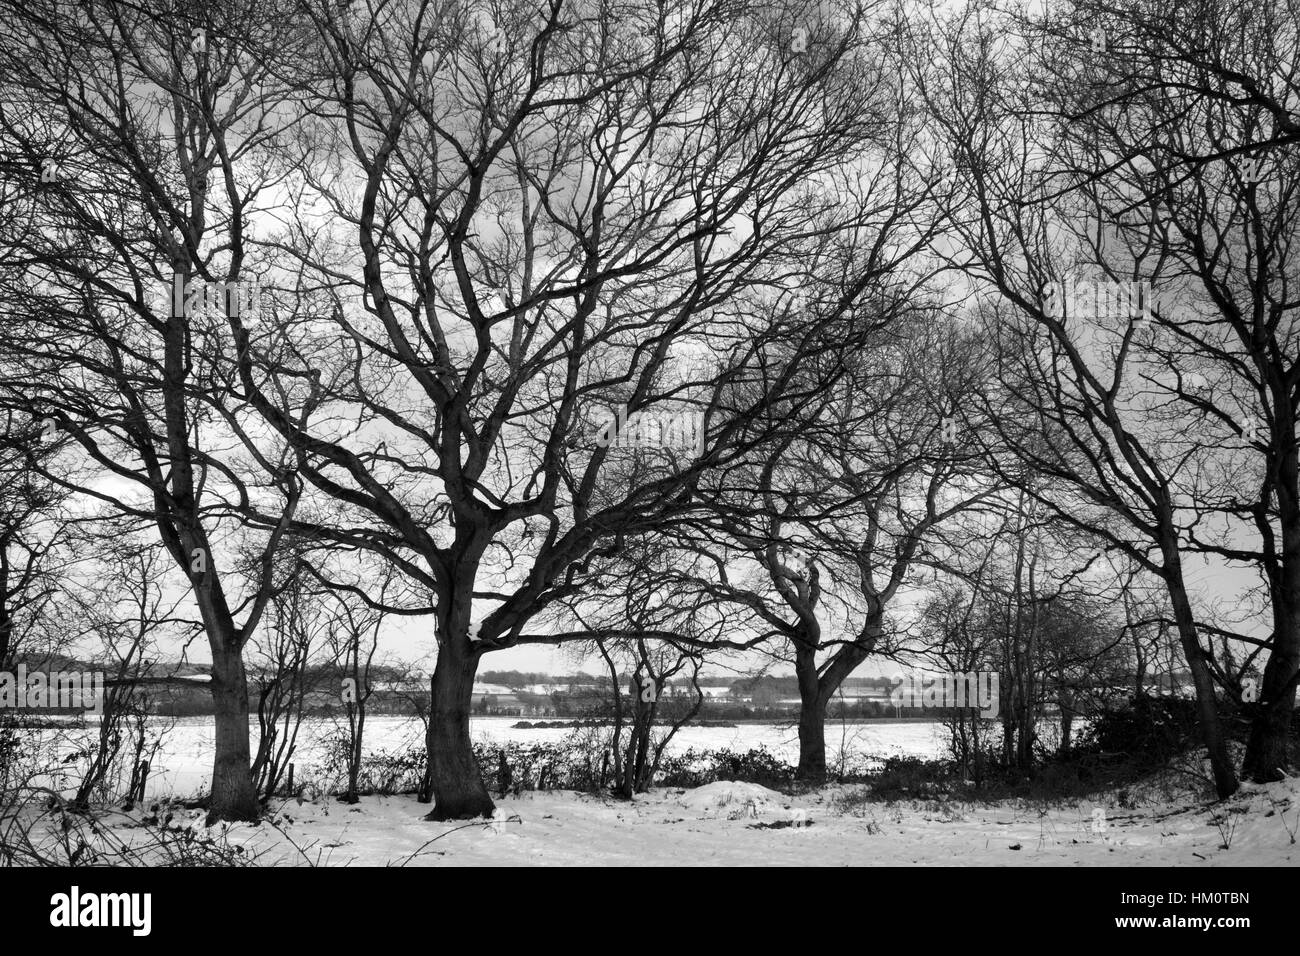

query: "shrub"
left=657, top=746, right=797, bottom=789
left=865, top=755, right=958, bottom=798
left=473, top=735, right=609, bottom=793
left=1083, top=696, right=1201, bottom=766
left=313, top=730, right=428, bottom=797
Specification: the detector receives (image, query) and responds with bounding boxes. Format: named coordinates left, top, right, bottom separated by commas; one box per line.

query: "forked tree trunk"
left=792, top=617, right=881, bottom=781
left=208, top=645, right=260, bottom=824
left=424, top=639, right=495, bottom=820
left=615, top=675, right=655, bottom=799
left=618, top=715, right=652, bottom=799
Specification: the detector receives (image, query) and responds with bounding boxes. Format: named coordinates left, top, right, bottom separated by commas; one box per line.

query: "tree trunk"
left=347, top=708, right=365, bottom=803
left=793, top=640, right=826, bottom=781
left=793, top=616, right=881, bottom=781
left=1243, top=441, right=1300, bottom=781
left=1002, top=603, right=1016, bottom=765
left=424, top=640, right=495, bottom=820
left=1165, top=560, right=1239, bottom=798
left=1241, top=595, right=1297, bottom=781
left=796, top=700, right=827, bottom=780
left=616, top=672, right=655, bottom=798
left=1242, top=690, right=1295, bottom=782
left=0, top=556, right=11, bottom=668
left=1058, top=692, right=1073, bottom=756
left=207, top=646, right=260, bottom=824
left=623, top=716, right=652, bottom=797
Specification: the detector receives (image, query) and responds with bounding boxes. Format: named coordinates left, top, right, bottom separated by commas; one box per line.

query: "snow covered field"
left=24, top=776, right=1297, bottom=867
left=27, top=716, right=963, bottom=801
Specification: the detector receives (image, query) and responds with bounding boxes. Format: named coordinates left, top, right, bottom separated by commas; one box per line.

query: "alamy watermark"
left=50, top=886, right=150, bottom=936
left=889, top=671, right=1000, bottom=718
left=168, top=274, right=261, bottom=320
left=0, top=665, right=104, bottom=715
left=1040, top=277, right=1160, bottom=323
left=592, top=404, right=705, bottom=456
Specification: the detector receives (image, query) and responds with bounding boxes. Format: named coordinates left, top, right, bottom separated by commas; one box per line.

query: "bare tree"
left=0, top=0, right=311, bottom=821
left=913, top=0, right=1248, bottom=795
left=226, top=0, right=934, bottom=818
left=1017, top=0, right=1300, bottom=782
left=664, top=310, right=996, bottom=779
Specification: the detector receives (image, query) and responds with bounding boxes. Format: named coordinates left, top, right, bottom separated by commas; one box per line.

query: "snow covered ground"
left=38, top=774, right=1293, bottom=867
left=9, top=714, right=1294, bottom=866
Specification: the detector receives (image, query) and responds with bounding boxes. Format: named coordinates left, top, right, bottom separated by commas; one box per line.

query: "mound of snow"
left=677, top=781, right=787, bottom=816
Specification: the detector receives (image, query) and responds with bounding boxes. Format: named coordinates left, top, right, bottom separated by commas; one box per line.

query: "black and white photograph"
left=0, top=0, right=1291, bottom=912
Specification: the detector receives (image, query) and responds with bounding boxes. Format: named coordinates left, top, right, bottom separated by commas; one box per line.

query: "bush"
left=657, top=746, right=797, bottom=789
left=1083, top=696, right=1202, bottom=766
left=864, top=755, right=958, bottom=798
left=313, top=731, right=428, bottom=797
left=473, top=735, right=609, bottom=793
left=308, top=731, right=814, bottom=797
